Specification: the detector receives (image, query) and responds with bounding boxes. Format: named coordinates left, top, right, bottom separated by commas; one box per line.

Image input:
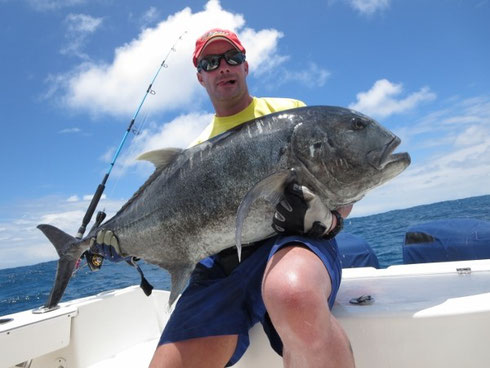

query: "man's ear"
left=244, top=61, right=249, bottom=76
left=196, top=71, right=205, bottom=86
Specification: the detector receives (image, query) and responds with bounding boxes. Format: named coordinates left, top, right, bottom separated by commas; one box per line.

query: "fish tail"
left=37, top=224, right=88, bottom=310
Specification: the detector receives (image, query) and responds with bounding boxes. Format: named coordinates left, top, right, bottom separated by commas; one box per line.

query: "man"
left=150, top=28, right=355, bottom=368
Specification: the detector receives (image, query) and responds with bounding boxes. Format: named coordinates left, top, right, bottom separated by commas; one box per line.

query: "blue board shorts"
left=158, top=235, right=342, bottom=366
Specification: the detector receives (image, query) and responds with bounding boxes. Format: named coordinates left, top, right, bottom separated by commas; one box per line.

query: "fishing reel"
left=84, top=210, right=107, bottom=271
left=85, top=251, right=104, bottom=271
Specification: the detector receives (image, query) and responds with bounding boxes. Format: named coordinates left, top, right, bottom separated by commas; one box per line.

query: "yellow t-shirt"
left=190, top=97, right=306, bottom=146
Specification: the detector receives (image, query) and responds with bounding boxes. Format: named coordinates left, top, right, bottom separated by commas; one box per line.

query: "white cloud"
left=59, top=127, right=81, bottom=134
left=40, top=210, right=87, bottom=230
left=26, top=0, right=86, bottom=11
left=397, top=95, right=490, bottom=149
left=353, top=145, right=490, bottom=217
left=0, top=195, right=125, bottom=269
left=240, top=28, right=330, bottom=89
left=454, top=125, right=487, bottom=146
left=134, top=113, right=212, bottom=151
left=442, top=115, right=483, bottom=125
left=138, top=6, right=161, bottom=27
left=110, top=112, right=212, bottom=176
left=353, top=95, right=490, bottom=216
left=51, top=0, right=285, bottom=117
left=61, top=14, right=103, bottom=59
left=280, top=62, right=330, bottom=88
left=83, top=193, right=107, bottom=201
left=65, top=13, right=103, bottom=33
left=349, top=79, right=436, bottom=118
left=346, top=0, right=390, bottom=15
left=0, top=112, right=212, bottom=269
left=239, top=28, right=286, bottom=77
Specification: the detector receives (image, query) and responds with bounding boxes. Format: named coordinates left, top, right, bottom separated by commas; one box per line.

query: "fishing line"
left=104, top=109, right=150, bottom=203
left=76, top=30, right=188, bottom=240
left=133, top=110, right=149, bottom=136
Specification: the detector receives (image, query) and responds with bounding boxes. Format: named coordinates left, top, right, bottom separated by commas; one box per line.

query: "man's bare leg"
left=149, top=335, right=238, bottom=368
left=262, top=245, right=355, bottom=368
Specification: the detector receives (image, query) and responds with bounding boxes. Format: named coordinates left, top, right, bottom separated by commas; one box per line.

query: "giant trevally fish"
left=38, top=106, right=410, bottom=309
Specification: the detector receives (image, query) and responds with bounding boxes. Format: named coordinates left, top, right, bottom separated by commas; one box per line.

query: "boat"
left=2, top=222, right=490, bottom=367
left=2, top=258, right=490, bottom=367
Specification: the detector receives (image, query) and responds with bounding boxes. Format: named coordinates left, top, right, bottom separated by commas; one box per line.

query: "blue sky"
left=1, top=0, right=489, bottom=269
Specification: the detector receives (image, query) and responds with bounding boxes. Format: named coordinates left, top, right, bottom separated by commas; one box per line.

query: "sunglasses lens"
left=208, top=56, right=221, bottom=70
left=199, top=56, right=218, bottom=71
left=198, top=51, right=245, bottom=72
left=225, top=51, right=245, bottom=65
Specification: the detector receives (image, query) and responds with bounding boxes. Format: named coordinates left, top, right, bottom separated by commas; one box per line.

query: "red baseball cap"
left=193, top=28, right=246, bottom=67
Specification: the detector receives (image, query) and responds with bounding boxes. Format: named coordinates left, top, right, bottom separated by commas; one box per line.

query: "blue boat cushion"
left=403, top=218, right=490, bottom=264
left=336, top=232, right=379, bottom=268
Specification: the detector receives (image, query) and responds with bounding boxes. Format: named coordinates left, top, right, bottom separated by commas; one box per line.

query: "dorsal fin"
left=136, top=148, right=183, bottom=169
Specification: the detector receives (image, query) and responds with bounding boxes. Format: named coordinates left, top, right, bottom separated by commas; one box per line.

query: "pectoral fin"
left=235, top=169, right=296, bottom=261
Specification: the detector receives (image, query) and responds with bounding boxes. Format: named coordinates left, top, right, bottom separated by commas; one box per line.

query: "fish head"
left=291, top=106, right=411, bottom=204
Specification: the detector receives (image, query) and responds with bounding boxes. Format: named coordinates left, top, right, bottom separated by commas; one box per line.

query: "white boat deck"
left=336, top=260, right=490, bottom=367
left=2, top=259, right=490, bottom=367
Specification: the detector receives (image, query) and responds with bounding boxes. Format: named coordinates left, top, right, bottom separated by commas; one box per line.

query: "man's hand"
left=272, top=183, right=334, bottom=238
left=92, top=243, right=125, bottom=262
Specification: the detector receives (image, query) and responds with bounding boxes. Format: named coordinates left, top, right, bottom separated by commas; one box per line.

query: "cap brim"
left=200, top=37, right=239, bottom=56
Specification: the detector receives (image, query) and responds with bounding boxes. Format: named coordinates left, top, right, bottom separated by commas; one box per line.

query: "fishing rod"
left=76, top=31, right=187, bottom=241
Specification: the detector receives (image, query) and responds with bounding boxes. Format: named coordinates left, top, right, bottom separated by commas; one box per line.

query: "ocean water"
left=1, top=195, right=489, bottom=316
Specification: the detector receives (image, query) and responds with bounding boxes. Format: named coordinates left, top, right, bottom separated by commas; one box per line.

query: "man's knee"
left=262, top=245, right=332, bottom=320
left=263, top=269, right=325, bottom=314
left=263, top=270, right=335, bottom=350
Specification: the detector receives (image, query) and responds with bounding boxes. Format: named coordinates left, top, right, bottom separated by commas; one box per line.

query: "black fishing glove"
left=272, top=183, right=333, bottom=238
left=93, top=243, right=126, bottom=262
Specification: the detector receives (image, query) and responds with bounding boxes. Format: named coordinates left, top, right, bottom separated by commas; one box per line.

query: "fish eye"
left=352, top=118, right=367, bottom=130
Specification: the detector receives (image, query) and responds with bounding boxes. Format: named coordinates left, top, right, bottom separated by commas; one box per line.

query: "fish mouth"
left=368, top=137, right=411, bottom=170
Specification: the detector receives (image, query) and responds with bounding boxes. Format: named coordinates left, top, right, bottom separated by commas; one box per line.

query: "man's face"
left=196, top=40, right=249, bottom=110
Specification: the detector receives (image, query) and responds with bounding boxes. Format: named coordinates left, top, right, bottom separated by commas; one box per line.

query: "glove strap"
left=306, top=221, right=327, bottom=238
left=323, top=210, right=344, bottom=239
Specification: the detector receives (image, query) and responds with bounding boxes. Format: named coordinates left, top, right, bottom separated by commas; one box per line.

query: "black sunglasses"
left=197, top=50, right=246, bottom=72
